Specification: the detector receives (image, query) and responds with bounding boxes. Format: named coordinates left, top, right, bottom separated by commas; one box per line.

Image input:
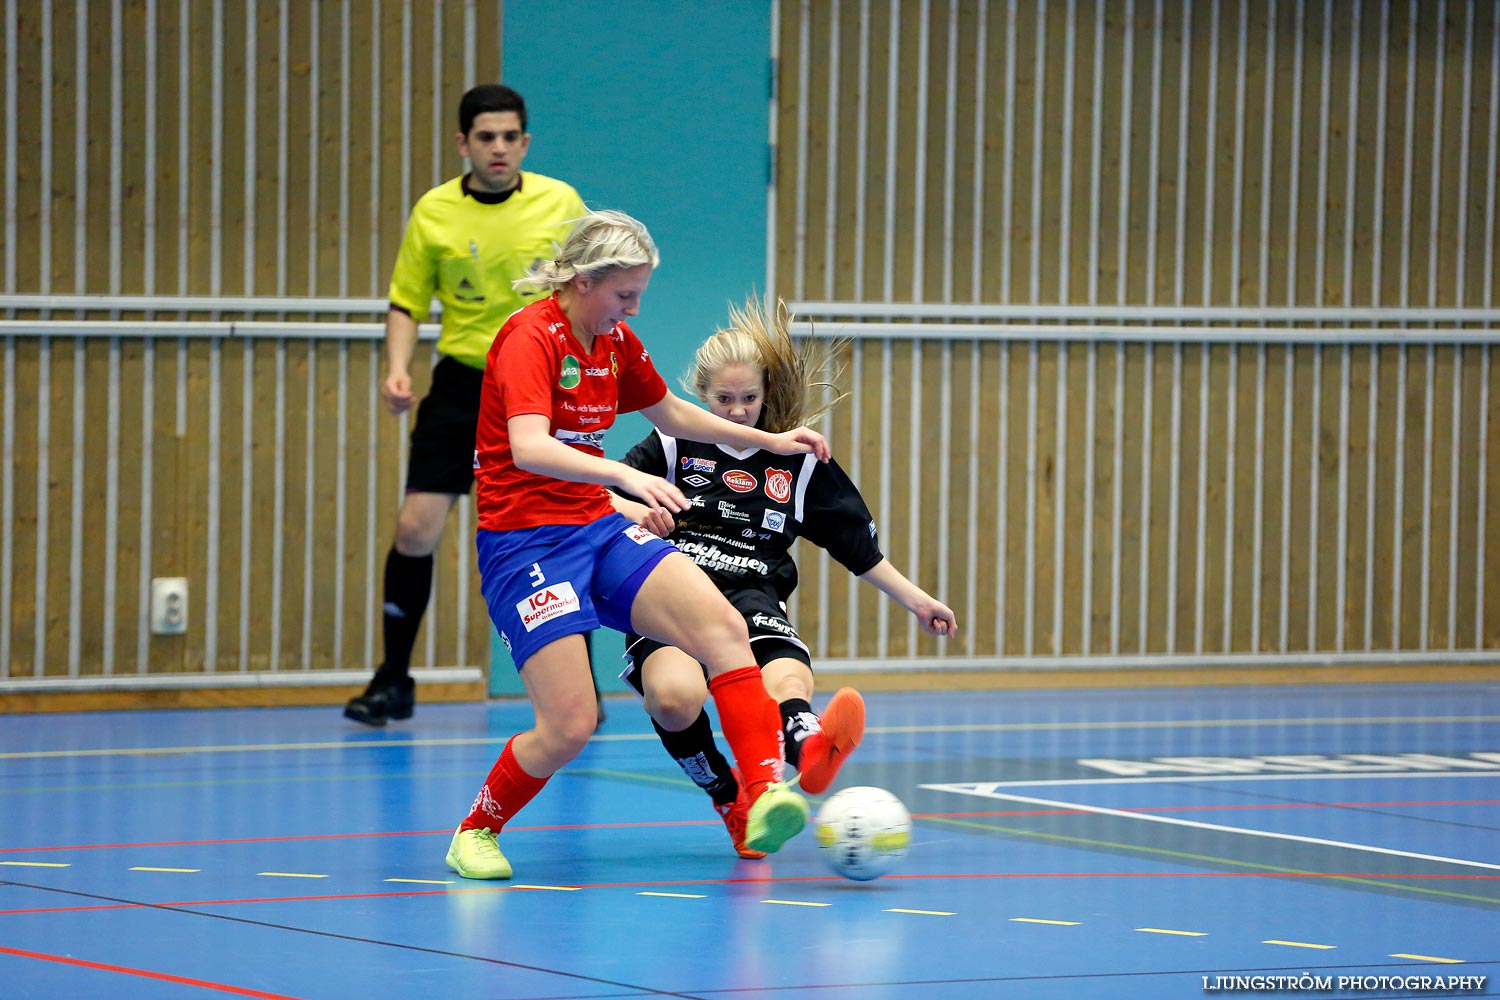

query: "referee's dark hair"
left=459, top=84, right=527, bottom=135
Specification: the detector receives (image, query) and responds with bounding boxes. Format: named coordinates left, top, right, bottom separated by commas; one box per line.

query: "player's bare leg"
left=630, top=554, right=807, bottom=853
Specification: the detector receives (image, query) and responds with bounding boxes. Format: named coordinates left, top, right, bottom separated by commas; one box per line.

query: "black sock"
left=380, top=548, right=433, bottom=680
left=655, top=711, right=738, bottom=805
left=780, top=698, right=818, bottom=769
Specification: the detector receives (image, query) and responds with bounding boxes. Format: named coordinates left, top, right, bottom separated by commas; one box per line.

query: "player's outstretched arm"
left=607, top=492, right=676, bottom=537
left=858, top=559, right=959, bottom=637
left=640, top=392, right=830, bottom=461
left=509, top=413, right=689, bottom=514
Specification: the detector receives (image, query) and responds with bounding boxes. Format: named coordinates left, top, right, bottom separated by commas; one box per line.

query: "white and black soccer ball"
left=813, top=785, right=912, bottom=881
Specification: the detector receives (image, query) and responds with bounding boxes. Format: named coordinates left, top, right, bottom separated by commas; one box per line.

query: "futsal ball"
left=813, top=785, right=912, bottom=881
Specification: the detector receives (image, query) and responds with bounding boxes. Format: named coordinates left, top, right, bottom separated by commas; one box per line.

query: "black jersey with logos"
left=618, top=431, right=884, bottom=603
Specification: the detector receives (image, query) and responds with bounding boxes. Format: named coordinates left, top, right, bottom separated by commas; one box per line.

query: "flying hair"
left=514, top=209, right=660, bottom=292
left=682, top=296, right=848, bottom=435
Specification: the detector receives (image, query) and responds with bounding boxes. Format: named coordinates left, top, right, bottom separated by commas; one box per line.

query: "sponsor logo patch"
left=763, top=510, right=786, bottom=532
left=718, top=501, right=751, bottom=522
left=750, top=611, right=798, bottom=638
left=681, top=456, right=717, bottom=473
left=764, top=468, right=792, bottom=503
left=623, top=523, right=655, bottom=544
left=555, top=428, right=608, bottom=450
left=558, top=354, right=581, bottom=390
left=723, top=469, right=757, bottom=493
left=516, top=581, right=580, bottom=631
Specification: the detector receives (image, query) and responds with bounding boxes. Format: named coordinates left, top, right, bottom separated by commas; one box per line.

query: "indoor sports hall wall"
left=1, top=1, right=1498, bottom=706
left=771, top=0, right=1500, bottom=678
left=0, top=0, right=774, bottom=704
left=0, top=0, right=512, bottom=701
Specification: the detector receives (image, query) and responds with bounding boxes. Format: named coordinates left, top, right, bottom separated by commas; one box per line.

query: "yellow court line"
left=1011, top=917, right=1081, bottom=926
left=1136, top=927, right=1207, bottom=937
left=511, top=885, right=580, bottom=892
left=257, top=872, right=328, bottom=879
left=129, top=867, right=200, bottom=873
left=887, top=908, right=956, bottom=916
left=0, top=861, right=69, bottom=868
left=1392, top=953, right=1465, bottom=964
left=1264, top=940, right=1335, bottom=950
left=384, top=878, right=454, bottom=885
left=762, top=899, right=831, bottom=907
left=638, top=891, right=707, bottom=899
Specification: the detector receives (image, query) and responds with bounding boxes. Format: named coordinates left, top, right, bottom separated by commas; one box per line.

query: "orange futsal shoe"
left=713, top=769, right=768, bottom=859
left=796, top=687, right=866, bottom=795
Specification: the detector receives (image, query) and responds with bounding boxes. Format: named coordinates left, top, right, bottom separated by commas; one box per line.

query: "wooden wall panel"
left=0, top=3, right=514, bottom=680
left=773, top=1, right=1499, bottom=663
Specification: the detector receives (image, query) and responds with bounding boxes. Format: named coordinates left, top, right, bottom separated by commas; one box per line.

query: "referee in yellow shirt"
left=344, top=84, right=587, bottom=726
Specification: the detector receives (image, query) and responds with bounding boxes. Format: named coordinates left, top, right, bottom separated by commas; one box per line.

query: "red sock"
left=460, top=736, right=549, bottom=832
left=707, top=666, right=786, bottom=791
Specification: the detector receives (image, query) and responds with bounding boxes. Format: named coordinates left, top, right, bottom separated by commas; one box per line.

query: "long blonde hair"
left=682, top=296, right=848, bottom=434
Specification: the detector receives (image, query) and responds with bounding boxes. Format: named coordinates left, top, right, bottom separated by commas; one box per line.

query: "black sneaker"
left=343, top=673, right=415, bottom=726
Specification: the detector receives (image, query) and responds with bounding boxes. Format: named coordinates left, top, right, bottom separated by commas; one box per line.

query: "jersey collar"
left=461, top=172, right=523, bottom=204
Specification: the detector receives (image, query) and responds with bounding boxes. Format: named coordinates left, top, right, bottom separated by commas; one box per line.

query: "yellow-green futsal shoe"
left=445, top=826, right=513, bottom=880
left=743, top=782, right=810, bottom=854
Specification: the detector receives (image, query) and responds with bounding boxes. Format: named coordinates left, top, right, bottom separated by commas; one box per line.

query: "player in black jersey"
left=612, top=297, right=958, bottom=858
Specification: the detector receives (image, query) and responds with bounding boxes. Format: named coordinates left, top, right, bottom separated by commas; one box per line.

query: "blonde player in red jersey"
left=445, top=210, right=827, bottom=879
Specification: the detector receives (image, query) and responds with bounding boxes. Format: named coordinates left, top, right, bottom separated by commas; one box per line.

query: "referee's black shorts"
left=405, top=356, right=484, bottom=495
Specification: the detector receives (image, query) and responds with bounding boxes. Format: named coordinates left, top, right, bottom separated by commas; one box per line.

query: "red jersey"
left=474, top=294, right=668, bottom=530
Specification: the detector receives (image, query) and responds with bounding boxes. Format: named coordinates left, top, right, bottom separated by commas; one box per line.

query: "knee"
left=533, top=706, right=596, bottom=766
left=645, top=678, right=707, bottom=730
left=677, top=603, right=750, bottom=668
left=393, top=506, right=443, bottom=556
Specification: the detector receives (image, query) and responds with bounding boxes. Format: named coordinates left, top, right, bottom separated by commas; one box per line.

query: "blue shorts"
left=477, top=513, right=677, bottom=671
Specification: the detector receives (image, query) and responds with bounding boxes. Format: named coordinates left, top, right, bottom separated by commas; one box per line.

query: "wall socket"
left=150, top=577, right=189, bottom=635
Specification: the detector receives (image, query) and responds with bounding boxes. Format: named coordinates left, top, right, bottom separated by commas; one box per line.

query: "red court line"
left=0, top=944, right=303, bottom=999
left=2, top=871, right=1495, bottom=917
left=4, top=801, right=1495, bottom=854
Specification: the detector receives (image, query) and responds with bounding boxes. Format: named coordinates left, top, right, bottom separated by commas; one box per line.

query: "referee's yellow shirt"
left=388, top=172, right=586, bottom=370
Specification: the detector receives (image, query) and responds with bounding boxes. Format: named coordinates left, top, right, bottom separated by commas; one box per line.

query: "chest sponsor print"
left=764, top=469, right=792, bottom=503
left=722, top=469, right=757, bottom=493
left=762, top=510, right=786, bottom=532
left=558, top=354, right=582, bottom=389
left=681, top=457, right=717, bottom=473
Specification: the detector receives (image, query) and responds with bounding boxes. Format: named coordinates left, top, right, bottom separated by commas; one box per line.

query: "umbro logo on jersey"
left=682, top=474, right=711, bottom=488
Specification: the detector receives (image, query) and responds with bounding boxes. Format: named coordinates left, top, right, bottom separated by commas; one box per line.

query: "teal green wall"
left=491, top=1, right=773, bottom=695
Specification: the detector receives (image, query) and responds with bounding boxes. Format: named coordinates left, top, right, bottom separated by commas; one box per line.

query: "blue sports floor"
left=2, top=682, right=1497, bottom=999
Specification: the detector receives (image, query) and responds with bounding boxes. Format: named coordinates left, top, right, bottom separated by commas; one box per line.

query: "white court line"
left=924, top=769, right=1500, bottom=790
left=922, top=783, right=1500, bottom=872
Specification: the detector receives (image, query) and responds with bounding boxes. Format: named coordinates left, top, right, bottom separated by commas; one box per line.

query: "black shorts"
left=620, top=587, right=812, bottom=696
left=405, top=356, right=485, bottom=495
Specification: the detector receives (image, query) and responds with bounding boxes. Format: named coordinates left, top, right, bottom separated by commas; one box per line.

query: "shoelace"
left=466, top=828, right=503, bottom=858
